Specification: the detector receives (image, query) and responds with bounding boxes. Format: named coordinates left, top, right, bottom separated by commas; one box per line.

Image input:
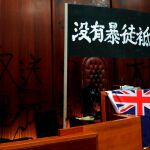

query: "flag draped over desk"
left=106, top=89, right=150, bottom=147
left=107, top=89, right=150, bottom=116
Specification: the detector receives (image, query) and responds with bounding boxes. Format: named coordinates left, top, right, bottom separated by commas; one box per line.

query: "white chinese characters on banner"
left=72, top=21, right=150, bottom=47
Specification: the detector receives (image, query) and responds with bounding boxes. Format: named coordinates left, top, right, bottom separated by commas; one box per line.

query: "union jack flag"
left=106, top=89, right=150, bottom=116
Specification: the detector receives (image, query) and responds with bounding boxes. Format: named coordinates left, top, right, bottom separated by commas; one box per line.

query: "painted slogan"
left=67, top=4, right=150, bottom=57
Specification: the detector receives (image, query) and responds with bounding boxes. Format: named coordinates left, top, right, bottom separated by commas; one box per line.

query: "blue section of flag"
left=144, top=107, right=150, bottom=117
left=141, top=116, right=150, bottom=147
left=112, top=91, right=123, bottom=94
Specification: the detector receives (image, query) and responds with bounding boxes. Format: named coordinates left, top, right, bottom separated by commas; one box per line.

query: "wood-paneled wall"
left=112, top=0, right=150, bottom=13
left=0, top=0, right=53, bottom=139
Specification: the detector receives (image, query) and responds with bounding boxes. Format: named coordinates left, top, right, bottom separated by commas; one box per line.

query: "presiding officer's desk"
left=0, top=114, right=143, bottom=150
left=0, top=91, right=143, bottom=150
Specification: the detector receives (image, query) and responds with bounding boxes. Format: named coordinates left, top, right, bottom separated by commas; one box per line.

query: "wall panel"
left=0, top=0, right=53, bottom=139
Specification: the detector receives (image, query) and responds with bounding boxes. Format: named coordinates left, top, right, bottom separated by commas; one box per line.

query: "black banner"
left=67, top=4, right=150, bottom=57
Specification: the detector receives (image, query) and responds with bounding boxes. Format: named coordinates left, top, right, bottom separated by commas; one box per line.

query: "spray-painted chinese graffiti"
left=67, top=4, right=150, bottom=57
left=72, top=21, right=150, bottom=47
left=0, top=52, right=47, bottom=140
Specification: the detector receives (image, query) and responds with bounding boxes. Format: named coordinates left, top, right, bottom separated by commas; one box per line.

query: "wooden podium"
left=0, top=91, right=143, bottom=150
left=0, top=115, right=142, bottom=150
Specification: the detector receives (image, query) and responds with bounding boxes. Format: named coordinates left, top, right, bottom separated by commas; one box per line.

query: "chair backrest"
left=81, top=57, right=108, bottom=91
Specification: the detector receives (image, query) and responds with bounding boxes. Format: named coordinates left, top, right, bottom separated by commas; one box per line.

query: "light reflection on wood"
left=1, top=113, right=37, bottom=140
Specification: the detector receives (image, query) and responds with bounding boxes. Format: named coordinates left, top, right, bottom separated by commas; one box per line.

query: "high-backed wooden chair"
left=81, top=57, right=108, bottom=118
